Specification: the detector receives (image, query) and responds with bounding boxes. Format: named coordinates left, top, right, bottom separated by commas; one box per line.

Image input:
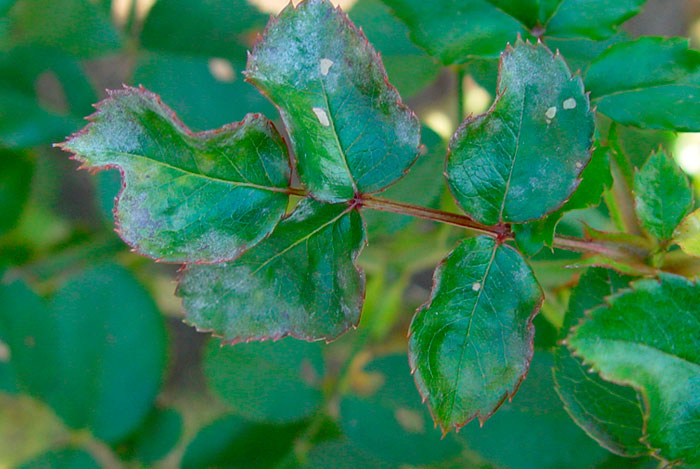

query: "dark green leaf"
left=60, top=86, right=291, bottom=263
left=0, top=264, right=167, bottom=442
left=543, top=0, right=646, bottom=40
left=568, top=273, right=700, bottom=464
left=409, top=235, right=543, bottom=431
left=304, top=440, right=389, bottom=468
left=380, top=0, right=525, bottom=63
left=132, top=53, right=276, bottom=130
left=554, top=268, right=647, bottom=457
left=0, top=149, right=32, bottom=235
left=18, top=448, right=99, bottom=469
left=447, top=39, right=594, bottom=225
left=0, top=0, right=121, bottom=57
left=460, top=351, right=612, bottom=469
left=115, top=407, right=183, bottom=464
left=514, top=146, right=612, bottom=254
left=140, top=0, right=266, bottom=60
left=203, top=338, right=324, bottom=423
left=633, top=149, right=692, bottom=241
left=362, top=126, right=446, bottom=235
left=348, top=0, right=440, bottom=97
left=178, top=199, right=366, bottom=343
left=246, top=0, right=420, bottom=202
left=586, top=37, right=700, bottom=131
left=181, top=415, right=305, bottom=469
left=339, top=354, right=462, bottom=464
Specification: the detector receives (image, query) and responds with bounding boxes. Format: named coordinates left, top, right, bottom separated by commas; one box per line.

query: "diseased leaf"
left=514, top=146, right=612, bottom=255
left=0, top=149, right=32, bottom=236
left=409, top=235, right=543, bottom=431
left=246, top=0, right=420, bottom=202
left=673, top=208, right=700, bottom=257
left=379, top=0, right=643, bottom=64
left=633, top=149, right=692, bottom=241
left=447, top=39, right=594, bottom=225
left=348, top=0, right=440, bottom=98
left=586, top=37, right=700, bottom=131
left=554, top=268, right=647, bottom=457
left=60, top=86, right=291, bottom=264
left=339, top=354, right=462, bottom=464
left=203, top=338, right=324, bottom=423
left=568, top=273, right=700, bottom=464
left=0, top=264, right=167, bottom=443
left=460, top=351, right=612, bottom=469
left=181, top=415, right=306, bottom=469
left=140, top=0, right=266, bottom=60
left=178, top=199, right=366, bottom=343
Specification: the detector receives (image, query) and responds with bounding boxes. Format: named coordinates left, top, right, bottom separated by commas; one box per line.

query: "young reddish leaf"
left=59, top=86, right=292, bottom=264
left=409, top=235, right=543, bottom=432
left=568, top=273, right=700, bottom=464
left=177, top=199, right=366, bottom=343
left=554, top=268, right=647, bottom=457
left=447, top=39, right=594, bottom=226
left=586, top=37, right=700, bottom=131
left=634, top=148, right=693, bottom=241
left=246, top=0, right=421, bottom=203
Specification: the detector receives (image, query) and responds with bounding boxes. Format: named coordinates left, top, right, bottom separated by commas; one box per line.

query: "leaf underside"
left=447, top=39, right=594, bottom=226
left=568, top=273, right=700, bottom=464
left=409, top=235, right=543, bottom=432
left=60, top=86, right=291, bottom=264
left=246, top=0, right=421, bottom=202
left=177, top=199, right=367, bottom=343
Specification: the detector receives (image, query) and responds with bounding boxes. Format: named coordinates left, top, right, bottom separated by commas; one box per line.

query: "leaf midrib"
left=105, top=151, right=290, bottom=194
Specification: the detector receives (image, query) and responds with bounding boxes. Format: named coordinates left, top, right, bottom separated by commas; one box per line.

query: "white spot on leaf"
left=312, top=107, right=330, bottom=127
left=320, top=58, right=334, bottom=76
left=563, top=98, right=577, bottom=110
left=545, top=106, right=557, bottom=124
left=472, top=282, right=481, bottom=291
left=575, top=162, right=583, bottom=169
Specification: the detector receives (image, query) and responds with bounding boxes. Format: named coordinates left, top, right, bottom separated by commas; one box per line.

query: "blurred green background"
left=1, top=0, right=700, bottom=467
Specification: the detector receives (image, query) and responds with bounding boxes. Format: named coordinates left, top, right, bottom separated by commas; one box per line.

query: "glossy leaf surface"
left=0, top=265, right=167, bottom=442
left=568, top=273, right=700, bottom=464
left=586, top=37, right=700, bottom=131
left=633, top=149, right=692, bottom=241
left=409, top=235, right=543, bottom=431
left=339, top=354, right=462, bottom=464
left=203, top=338, right=324, bottom=423
left=61, top=86, right=291, bottom=263
left=447, top=40, right=594, bottom=225
left=554, top=268, right=647, bottom=457
left=178, top=199, right=366, bottom=343
left=246, top=0, right=420, bottom=202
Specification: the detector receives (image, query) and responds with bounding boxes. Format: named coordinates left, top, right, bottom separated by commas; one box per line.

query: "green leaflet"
left=447, top=40, right=594, bottom=226
left=203, top=338, right=324, bottom=424
left=568, top=273, right=700, bottom=464
left=379, top=0, right=643, bottom=64
left=674, top=209, right=700, bottom=257
left=60, top=86, right=291, bottom=264
left=246, top=0, right=421, bottom=203
left=178, top=199, right=366, bottom=343
left=586, top=37, right=700, bottom=131
left=514, top=145, right=612, bottom=255
left=409, top=236, right=543, bottom=431
left=140, top=0, right=267, bottom=60
left=634, top=149, right=692, bottom=241
left=18, top=448, right=99, bottom=469
left=0, top=265, right=167, bottom=443
left=115, top=408, right=183, bottom=464
left=554, top=268, right=647, bottom=457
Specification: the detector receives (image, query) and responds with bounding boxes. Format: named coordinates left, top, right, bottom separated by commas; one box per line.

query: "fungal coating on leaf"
left=59, top=86, right=291, bottom=264
left=246, top=0, right=421, bottom=202
left=446, top=39, right=594, bottom=226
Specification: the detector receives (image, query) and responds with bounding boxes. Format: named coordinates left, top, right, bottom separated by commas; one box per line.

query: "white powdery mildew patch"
left=472, top=282, right=481, bottom=292
left=312, top=107, right=330, bottom=127
left=563, top=97, right=577, bottom=110
left=545, top=106, right=557, bottom=124
left=320, top=58, right=334, bottom=76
